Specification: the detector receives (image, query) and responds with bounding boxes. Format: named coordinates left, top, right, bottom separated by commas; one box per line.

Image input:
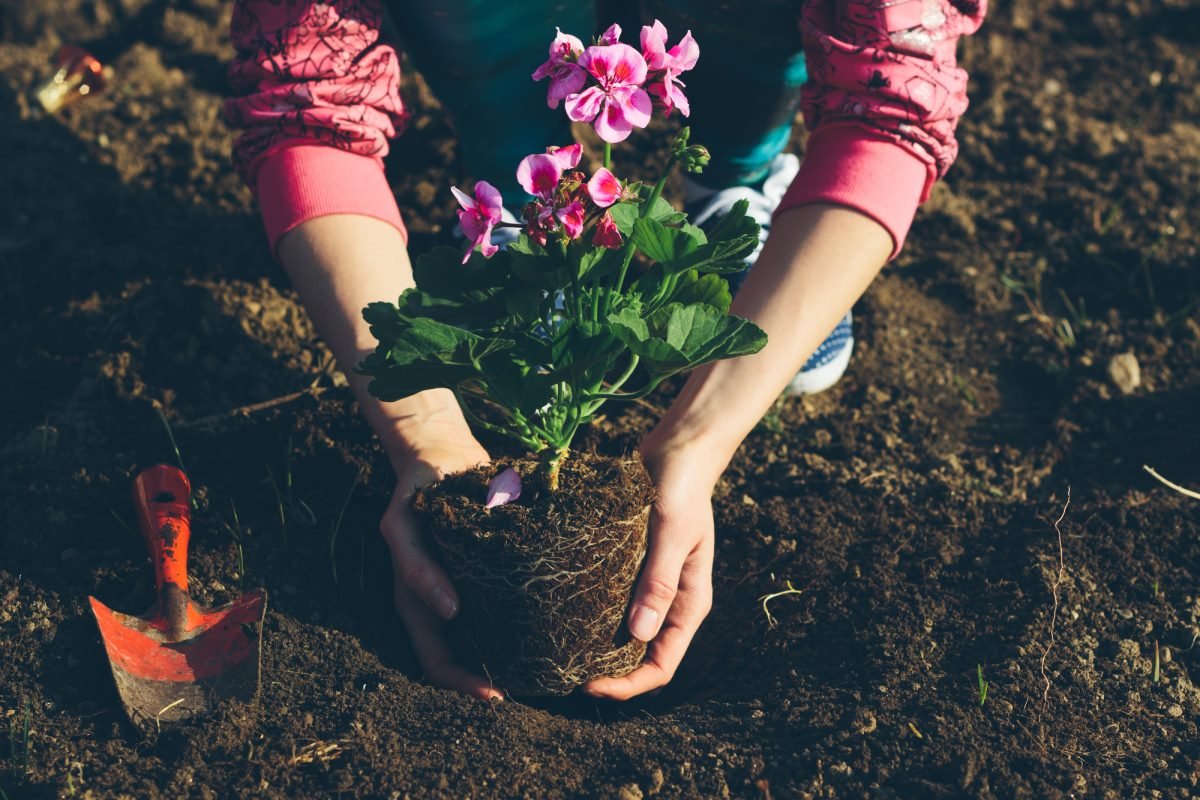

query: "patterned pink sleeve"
left=778, top=0, right=987, bottom=258
left=224, top=0, right=409, bottom=254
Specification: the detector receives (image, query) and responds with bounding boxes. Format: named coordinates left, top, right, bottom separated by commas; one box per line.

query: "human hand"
left=583, top=434, right=718, bottom=700
left=381, top=426, right=503, bottom=700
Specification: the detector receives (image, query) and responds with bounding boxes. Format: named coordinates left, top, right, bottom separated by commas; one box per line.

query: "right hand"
left=381, top=430, right=503, bottom=700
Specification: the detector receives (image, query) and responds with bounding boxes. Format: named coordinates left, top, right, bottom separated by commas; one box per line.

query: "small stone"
left=618, top=783, right=643, bottom=800
left=647, top=768, right=665, bottom=796
left=1168, top=704, right=1183, bottom=718
left=1107, top=352, right=1141, bottom=395
left=1044, top=78, right=1062, bottom=96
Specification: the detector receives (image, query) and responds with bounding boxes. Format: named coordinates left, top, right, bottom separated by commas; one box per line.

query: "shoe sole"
left=786, top=338, right=854, bottom=396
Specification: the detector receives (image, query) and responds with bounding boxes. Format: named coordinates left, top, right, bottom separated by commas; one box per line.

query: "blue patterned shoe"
left=787, top=311, right=854, bottom=395
left=685, top=154, right=854, bottom=396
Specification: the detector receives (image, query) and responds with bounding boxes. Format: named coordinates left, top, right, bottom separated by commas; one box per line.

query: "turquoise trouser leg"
left=389, top=1, right=595, bottom=197
left=644, top=0, right=807, bottom=187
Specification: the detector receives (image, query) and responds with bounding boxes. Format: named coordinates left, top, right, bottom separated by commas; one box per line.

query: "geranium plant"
left=359, top=22, right=766, bottom=490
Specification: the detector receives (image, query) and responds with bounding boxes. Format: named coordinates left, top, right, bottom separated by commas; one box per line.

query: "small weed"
left=8, top=698, right=31, bottom=775
left=222, top=500, right=247, bottom=588
left=1151, top=577, right=1160, bottom=599
left=952, top=374, right=978, bottom=407
left=758, top=579, right=802, bottom=628
left=977, top=664, right=989, bottom=707
left=329, top=465, right=365, bottom=585
left=153, top=404, right=198, bottom=510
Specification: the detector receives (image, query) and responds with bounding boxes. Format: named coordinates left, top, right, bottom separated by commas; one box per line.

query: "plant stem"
left=543, top=447, right=568, bottom=491
left=603, top=142, right=611, bottom=170
left=603, top=156, right=678, bottom=318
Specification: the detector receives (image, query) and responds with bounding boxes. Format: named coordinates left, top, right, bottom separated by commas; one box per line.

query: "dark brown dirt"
left=415, top=454, right=653, bottom=696
left=2, top=0, right=1199, bottom=797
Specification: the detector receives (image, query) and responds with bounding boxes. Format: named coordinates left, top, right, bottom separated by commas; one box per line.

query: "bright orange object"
left=34, top=45, right=109, bottom=112
left=89, top=465, right=267, bottom=731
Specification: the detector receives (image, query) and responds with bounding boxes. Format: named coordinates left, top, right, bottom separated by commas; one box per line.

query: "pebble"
left=618, top=783, right=643, bottom=800
left=647, top=768, right=665, bottom=796
left=1168, top=704, right=1183, bottom=718
left=1107, top=352, right=1141, bottom=395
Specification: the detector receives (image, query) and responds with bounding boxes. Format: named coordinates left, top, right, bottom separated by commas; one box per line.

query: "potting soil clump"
left=414, top=453, right=654, bottom=695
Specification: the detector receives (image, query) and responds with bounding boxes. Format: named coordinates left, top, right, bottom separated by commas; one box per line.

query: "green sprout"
left=977, top=664, right=989, bottom=707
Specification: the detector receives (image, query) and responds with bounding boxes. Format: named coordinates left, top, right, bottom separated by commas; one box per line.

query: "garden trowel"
left=89, top=465, right=267, bottom=731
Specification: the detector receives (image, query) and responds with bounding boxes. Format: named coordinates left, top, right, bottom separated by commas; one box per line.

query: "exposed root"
left=757, top=580, right=803, bottom=628
left=417, top=454, right=654, bottom=696
left=1040, top=487, right=1070, bottom=708
left=1143, top=465, right=1200, bottom=500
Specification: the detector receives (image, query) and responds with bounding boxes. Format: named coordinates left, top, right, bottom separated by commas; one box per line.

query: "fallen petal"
left=485, top=468, right=522, bottom=508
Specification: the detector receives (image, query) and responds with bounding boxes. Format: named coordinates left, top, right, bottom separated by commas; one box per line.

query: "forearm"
left=644, top=203, right=892, bottom=485
left=277, top=214, right=472, bottom=467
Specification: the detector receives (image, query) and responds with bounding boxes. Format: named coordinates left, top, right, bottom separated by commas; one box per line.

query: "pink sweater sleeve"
left=224, top=0, right=409, bottom=255
left=779, top=0, right=987, bottom=258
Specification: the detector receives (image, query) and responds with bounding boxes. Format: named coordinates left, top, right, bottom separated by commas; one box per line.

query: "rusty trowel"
left=89, top=465, right=267, bottom=731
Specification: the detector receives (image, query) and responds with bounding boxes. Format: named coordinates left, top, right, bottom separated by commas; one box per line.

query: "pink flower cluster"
left=452, top=143, right=628, bottom=261
left=532, top=21, right=698, bottom=143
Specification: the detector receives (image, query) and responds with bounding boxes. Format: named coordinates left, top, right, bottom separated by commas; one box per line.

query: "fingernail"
left=629, top=606, right=659, bottom=641
left=430, top=587, right=457, bottom=620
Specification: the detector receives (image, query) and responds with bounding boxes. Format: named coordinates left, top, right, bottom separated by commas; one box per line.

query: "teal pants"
left=389, top=1, right=807, bottom=194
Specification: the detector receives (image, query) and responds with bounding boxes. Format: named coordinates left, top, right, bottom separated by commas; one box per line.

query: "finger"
left=627, top=505, right=695, bottom=642
left=382, top=508, right=459, bottom=621
left=393, top=583, right=503, bottom=701
left=586, top=537, right=713, bottom=700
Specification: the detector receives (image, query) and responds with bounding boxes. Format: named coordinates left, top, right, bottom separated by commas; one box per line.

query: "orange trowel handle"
left=132, top=465, right=192, bottom=597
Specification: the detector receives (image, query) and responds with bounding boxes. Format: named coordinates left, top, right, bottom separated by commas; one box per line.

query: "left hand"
left=583, top=434, right=718, bottom=700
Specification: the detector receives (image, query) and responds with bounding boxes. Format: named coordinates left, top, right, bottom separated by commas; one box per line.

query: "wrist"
left=371, top=389, right=477, bottom=470
left=639, top=415, right=732, bottom=496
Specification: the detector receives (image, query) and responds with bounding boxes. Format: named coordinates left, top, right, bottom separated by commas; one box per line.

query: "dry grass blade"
left=290, top=739, right=349, bottom=766
left=1143, top=465, right=1200, bottom=501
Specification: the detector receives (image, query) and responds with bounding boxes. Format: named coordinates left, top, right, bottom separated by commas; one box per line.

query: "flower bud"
left=682, top=145, right=711, bottom=174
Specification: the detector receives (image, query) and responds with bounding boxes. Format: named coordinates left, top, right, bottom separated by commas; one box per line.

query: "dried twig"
left=1040, top=487, right=1070, bottom=707
left=176, top=385, right=326, bottom=430
left=1143, top=465, right=1200, bottom=501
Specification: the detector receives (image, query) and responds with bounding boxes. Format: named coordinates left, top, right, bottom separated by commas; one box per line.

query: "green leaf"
left=607, top=303, right=766, bottom=373
left=684, top=199, right=762, bottom=274
left=669, top=270, right=732, bottom=314
left=508, top=235, right=572, bottom=289
left=609, top=197, right=686, bottom=237
left=631, top=218, right=705, bottom=271
left=359, top=315, right=514, bottom=401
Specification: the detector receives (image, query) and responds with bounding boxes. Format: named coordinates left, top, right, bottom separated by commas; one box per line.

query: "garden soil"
left=1, top=0, right=1198, bottom=797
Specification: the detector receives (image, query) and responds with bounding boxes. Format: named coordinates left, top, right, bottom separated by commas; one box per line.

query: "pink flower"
left=516, top=144, right=583, bottom=200
left=450, top=181, right=504, bottom=264
left=557, top=200, right=586, bottom=240
left=532, top=28, right=586, bottom=109
left=485, top=467, right=522, bottom=509
left=599, top=23, right=622, bottom=45
left=586, top=167, right=622, bottom=208
left=565, top=44, right=652, bottom=144
left=640, top=20, right=698, bottom=117
left=592, top=211, right=624, bottom=249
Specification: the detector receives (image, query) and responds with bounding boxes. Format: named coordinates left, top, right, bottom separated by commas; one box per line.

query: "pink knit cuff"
left=254, top=145, right=408, bottom=258
left=777, top=126, right=934, bottom=259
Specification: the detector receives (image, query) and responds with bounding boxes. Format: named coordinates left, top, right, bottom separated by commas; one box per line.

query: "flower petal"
left=556, top=200, right=586, bottom=239
left=565, top=85, right=605, bottom=122
left=592, top=210, right=624, bottom=249
left=667, top=30, right=699, bottom=72
left=485, top=467, right=522, bottom=508
left=516, top=154, right=563, bottom=199
left=450, top=185, right=477, bottom=211
left=587, top=167, right=622, bottom=207
left=600, top=23, right=622, bottom=45
left=640, top=20, right=669, bottom=70
left=579, top=44, right=647, bottom=87
left=473, top=180, right=504, bottom=223
left=546, top=143, right=583, bottom=173
left=545, top=64, right=587, bottom=107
